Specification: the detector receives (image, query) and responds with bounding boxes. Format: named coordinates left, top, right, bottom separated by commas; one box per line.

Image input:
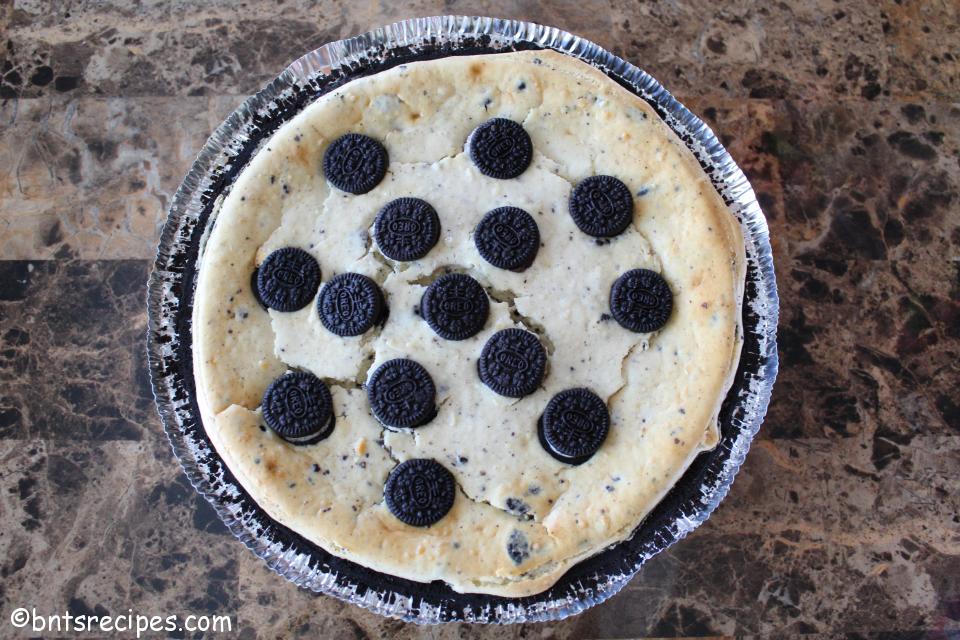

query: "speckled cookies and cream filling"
left=192, top=50, right=745, bottom=597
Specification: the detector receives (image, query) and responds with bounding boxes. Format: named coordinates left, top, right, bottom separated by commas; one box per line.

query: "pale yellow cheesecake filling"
left=191, top=50, right=744, bottom=597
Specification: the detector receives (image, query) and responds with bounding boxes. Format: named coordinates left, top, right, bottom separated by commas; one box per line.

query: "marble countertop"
left=1, top=1, right=957, bottom=638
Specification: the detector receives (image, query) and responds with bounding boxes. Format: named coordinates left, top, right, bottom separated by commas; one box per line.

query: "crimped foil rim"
left=146, top=15, right=779, bottom=624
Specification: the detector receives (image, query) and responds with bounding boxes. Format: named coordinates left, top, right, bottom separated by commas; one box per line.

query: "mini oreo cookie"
left=569, top=175, right=634, bottom=237
left=420, top=273, right=489, bottom=341
left=322, top=133, right=388, bottom=194
left=610, top=268, right=672, bottom=333
left=384, top=458, right=456, bottom=527
left=317, top=272, right=386, bottom=337
left=478, top=329, right=546, bottom=398
left=367, top=358, right=436, bottom=429
left=374, top=198, right=441, bottom=261
left=256, top=247, right=321, bottom=312
left=474, top=206, right=540, bottom=271
left=468, top=118, right=533, bottom=179
left=538, top=388, right=609, bottom=465
left=262, top=372, right=334, bottom=445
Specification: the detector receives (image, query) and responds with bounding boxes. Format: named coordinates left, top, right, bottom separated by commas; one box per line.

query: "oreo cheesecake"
left=192, top=49, right=745, bottom=597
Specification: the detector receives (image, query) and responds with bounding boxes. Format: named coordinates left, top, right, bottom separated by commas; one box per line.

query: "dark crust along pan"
left=146, top=16, right=779, bottom=624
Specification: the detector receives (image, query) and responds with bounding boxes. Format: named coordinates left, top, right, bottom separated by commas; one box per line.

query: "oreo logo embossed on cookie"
left=262, top=372, right=334, bottom=445
left=468, top=118, right=533, bottom=180
left=384, top=458, right=456, bottom=527
left=256, top=247, right=321, bottom=312
left=610, top=268, right=672, bottom=333
left=317, top=272, right=386, bottom=337
left=374, top=198, right=441, bottom=261
left=367, top=358, right=436, bottom=429
left=478, top=329, right=546, bottom=398
left=421, top=273, right=489, bottom=341
left=538, top=388, right=609, bottom=465
left=569, top=175, right=634, bottom=237
left=322, top=133, right=388, bottom=194
left=474, top=206, right=540, bottom=271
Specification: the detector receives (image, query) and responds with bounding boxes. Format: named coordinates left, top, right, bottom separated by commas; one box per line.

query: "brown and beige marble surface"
left=0, top=1, right=958, bottom=638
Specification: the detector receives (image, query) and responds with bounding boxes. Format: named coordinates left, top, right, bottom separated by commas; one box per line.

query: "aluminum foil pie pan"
left=146, top=15, right=779, bottom=624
